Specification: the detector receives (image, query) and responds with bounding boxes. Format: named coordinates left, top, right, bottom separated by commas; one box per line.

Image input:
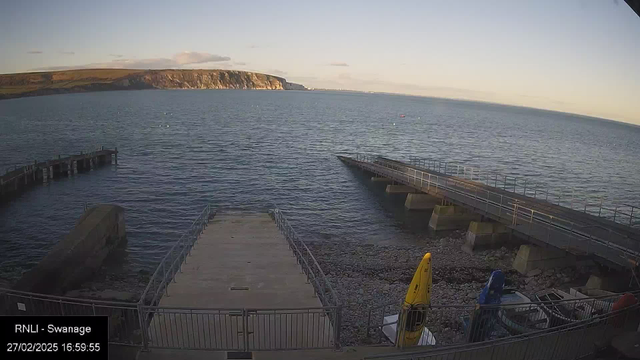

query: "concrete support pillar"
left=512, top=244, right=575, bottom=275
left=90, top=158, right=94, bottom=171
left=49, top=166, right=53, bottom=179
left=428, top=205, right=481, bottom=231
left=42, top=167, right=48, bottom=183
left=371, top=176, right=393, bottom=183
left=462, top=222, right=511, bottom=253
left=385, top=185, right=416, bottom=194
left=404, top=193, right=440, bottom=211
left=73, top=161, right=77, bottom=174
left=585, top=274, right=628, bottom=292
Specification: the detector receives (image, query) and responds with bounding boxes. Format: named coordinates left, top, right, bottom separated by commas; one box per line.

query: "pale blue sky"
left=2, top=0, right=639, bottom=124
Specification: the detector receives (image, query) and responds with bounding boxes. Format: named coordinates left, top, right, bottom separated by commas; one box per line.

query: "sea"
left=1, top=89, right=639, bottom=285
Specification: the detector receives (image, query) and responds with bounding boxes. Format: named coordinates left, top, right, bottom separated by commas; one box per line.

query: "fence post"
left=138, top=303, right=149, bottom=350
left=242, top=309, right=249, bottom=352
left=334, top=306, right=342, bottom=350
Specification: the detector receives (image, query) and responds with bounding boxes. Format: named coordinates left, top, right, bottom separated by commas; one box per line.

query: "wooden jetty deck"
left=339, top=155, right=640, bottom=269
left=0, top=147, right=117, bottom=201
left=146, top=212, right=334, bottom=351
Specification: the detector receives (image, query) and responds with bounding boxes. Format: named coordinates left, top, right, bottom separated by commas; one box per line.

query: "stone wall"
left=14, top=205, right=126, bottom=294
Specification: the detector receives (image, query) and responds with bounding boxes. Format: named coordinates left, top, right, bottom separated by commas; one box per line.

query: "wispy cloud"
left=60, top=51, right=75, bottom=55
left=34, top=51, right=232, bottom=71
left=234, top=61, right=247, bottom=66
left=248, top=44, right=259, bottom=49
left=109, top=54, right=123, bottom=58
left=329, top=62, right=349, bottom=67
left=27, top=50, right=42, bottom=54
left=270, top=69, right=287, bottom=76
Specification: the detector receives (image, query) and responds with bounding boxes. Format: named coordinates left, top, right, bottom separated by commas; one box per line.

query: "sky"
left=1, top=0, right=640, bottom=125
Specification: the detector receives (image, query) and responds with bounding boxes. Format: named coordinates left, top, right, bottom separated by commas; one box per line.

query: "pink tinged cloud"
left=34, top=51, right=231, bottom=71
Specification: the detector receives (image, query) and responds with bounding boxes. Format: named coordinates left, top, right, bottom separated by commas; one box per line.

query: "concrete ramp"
left=146, top=213, right=333, bottom=350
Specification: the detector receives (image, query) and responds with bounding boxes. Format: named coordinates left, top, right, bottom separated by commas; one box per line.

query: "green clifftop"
left=0, top=69, right=307, bottom=100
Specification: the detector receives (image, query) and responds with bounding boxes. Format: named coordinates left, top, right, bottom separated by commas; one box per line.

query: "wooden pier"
left=0, top=147, right=117, bottom=201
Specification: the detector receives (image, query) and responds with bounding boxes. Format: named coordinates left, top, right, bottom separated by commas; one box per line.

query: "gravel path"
left=307, top=231, right=593, bottom=346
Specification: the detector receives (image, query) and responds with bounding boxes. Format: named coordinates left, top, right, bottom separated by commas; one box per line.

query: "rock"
left=526, top=269, right=542, bottom=277
left=467, top=292, right=476, bottom=299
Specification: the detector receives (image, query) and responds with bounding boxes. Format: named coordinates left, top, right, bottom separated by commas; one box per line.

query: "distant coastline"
left=0, top=69, right=307, bottom=100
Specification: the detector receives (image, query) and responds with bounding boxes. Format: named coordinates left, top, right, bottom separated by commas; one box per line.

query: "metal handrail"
left=270, top=208, right=341, bottom=308
left=405, top=155, right=639, bottom=228
left=139, top=204, right=214, bottom=306
left=351, top=154, right=640, bottom=266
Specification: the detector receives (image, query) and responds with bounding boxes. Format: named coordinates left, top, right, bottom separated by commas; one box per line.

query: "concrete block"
left=14, top=204, right=126, bottom=294
left=512, top=244, right=575, bottom=275
left=371, top=177, right=393, bottom=183
left=585, top=274, right=628, bottom=292
left=404, top=193, right=440, bottom=211
left=428, top=205, right=481, bottom=231
left=463, top=221, right=511, bottom=251
left=385, top=185, right=416, bottom=194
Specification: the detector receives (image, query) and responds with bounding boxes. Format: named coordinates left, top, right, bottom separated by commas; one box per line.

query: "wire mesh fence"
left=364, top=302, right=640, bottom=360
left=365, top=290, right=636, bottom=350
left=0, top=287, right=142, bottom=345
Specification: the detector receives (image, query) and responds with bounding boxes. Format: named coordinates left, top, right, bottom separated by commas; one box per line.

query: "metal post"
left=523, top=179, right=527, bottom=196
left=598, top=197, right=603, bottom=217
left=503, top=175, right=507, bottom=190
left=613, top=206, right=618, bottom=222
left=630, top=207, right=635, bottom=226
left=138, top=303, right=149, bottom=350
left=334, top=306, right=342, bottom=350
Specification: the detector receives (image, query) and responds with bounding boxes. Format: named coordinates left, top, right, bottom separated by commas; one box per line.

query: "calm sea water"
left=1, top=90, right=639, bottom=284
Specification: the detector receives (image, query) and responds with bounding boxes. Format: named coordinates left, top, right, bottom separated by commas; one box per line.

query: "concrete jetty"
left=0, top=147, right=117, bottom=202
left=145, top=212, right=334, bottom=351
left=339, top=154, right=640, bottom=274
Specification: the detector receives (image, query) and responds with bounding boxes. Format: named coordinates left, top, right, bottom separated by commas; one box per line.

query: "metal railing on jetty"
left=270, top=208, right=341, bottom=308
left=349, top=154, right=640, bottom=269
left=0, top=146, right=118, bottom=202
left=405, top=155, right=639, bottom=228
left=139, top=204, right=213, bottom=306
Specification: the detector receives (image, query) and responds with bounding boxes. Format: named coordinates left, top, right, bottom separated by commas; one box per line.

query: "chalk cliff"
left=0, top=69, right=307, bottom=99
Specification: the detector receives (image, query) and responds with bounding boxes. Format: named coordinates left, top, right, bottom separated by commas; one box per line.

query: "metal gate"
left=141, top=306, right=340, bottom=351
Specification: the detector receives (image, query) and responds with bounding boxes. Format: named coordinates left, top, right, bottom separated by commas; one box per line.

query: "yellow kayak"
left=397, top=252, right=432, bottom=347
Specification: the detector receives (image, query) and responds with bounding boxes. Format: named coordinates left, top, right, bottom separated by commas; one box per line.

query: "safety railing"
left=350, top=154, right=640, bottom=268
left=364, top=301, right=640, bottom=360
left=365, top=290, right=634, bottom=350
left=142, top=305, right=340, bottom=351
left=270, top=208, right=342, bottom=348
left=0, top=287, right=142, bottom=345
left=270, top=208, right=341, bottom=308
left=139, top=204, right=214, bottom=307
left=406, top=155, right=639, bottom=228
